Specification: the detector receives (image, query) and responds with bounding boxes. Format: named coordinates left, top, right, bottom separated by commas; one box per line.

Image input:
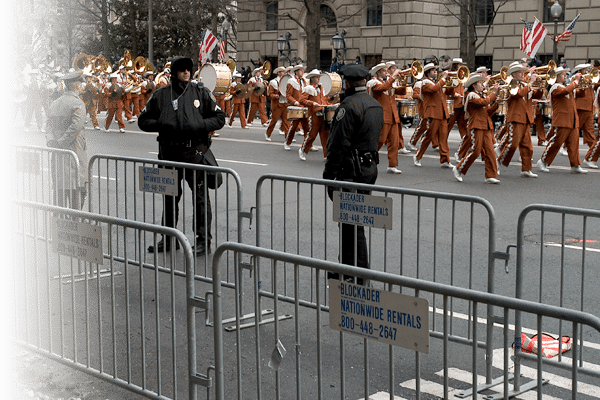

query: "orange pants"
left=578, top=110, right=595, bottom=148
left=130, top=93, right=141, bottom=117
left=396, top=123, right=405, bottom=149
left=456, top=128, right=498, bottom=179
left=534, top=111, right=546, bottom=144
left=447, top=108, right=468, bottom=138
left=286, top=118, right=310, bottom=146
left=266, top=106, right=289, bottom=138
left=497, top=122, right=533, bottom=171
left=377, top=123, right=399, bottom=167
left=301, top=115, right=328, bottom=157
left=247, top=102, right=268, bottom=124
left=84, top=98, right=99, bottom=128
left=416, top=118, right=450, bottom=164
left=229, top=103, right=247, bottom=127
left=105, top=99, right=125, bottom=129
left=540, top=126, right=582, bottom=167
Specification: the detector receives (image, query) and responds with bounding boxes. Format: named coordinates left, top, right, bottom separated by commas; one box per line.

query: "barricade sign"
left=329, top=280, right=429, bottom=352
left=332, top=190, right=393, bottom=229
left=52, top=217, right=103, bottom=264
left=138, top=165, right=178, bottom=196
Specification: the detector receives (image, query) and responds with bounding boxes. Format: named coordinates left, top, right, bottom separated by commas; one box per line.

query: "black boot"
left=193, top=238, right=211, bottom=256
left=148, top=237, right=181, bottom=253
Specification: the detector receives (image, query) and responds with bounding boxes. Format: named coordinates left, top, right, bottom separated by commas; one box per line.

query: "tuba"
left=226, top=59, right=236, bottom=75
left=134, top=56, right=147, bottom=74
left=74, top=53, right=93, bottom=71
left=261, top=60, right=271, bottom=78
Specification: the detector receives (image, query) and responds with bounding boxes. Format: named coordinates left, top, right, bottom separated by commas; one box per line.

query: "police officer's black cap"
left=171, top=56, right=194, bottom=72
left=339, top=64, right=369, bottom=81
left=62, top=70, right=84, bottom=82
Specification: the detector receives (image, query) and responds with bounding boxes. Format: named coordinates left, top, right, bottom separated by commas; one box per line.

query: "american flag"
left=199, top=29, right=217, bottom=64
left=520, top=19, right=533, bottom=53
left=555, top=13, right=581, bottom=42
left=218, top=39, right=226, bottom=62
left=525, top=18, right=547, bottom=57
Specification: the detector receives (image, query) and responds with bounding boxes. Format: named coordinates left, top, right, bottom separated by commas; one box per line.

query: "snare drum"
left=399, top=100, right=417, bottom=118
left=446, top=99, right=454, bottom=116
left=320, top=72, right=342, bottom=96
left=199, top=63, right=231, bottom=95
left=542, top=102, right=553, bottom=117
left=495, top=101, right=507, bottom=116
left=325, top=104, right=339, bottom=123
left=287, top=106, right=307, bottom=121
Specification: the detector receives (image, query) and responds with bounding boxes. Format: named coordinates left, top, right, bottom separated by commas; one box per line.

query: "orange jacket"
left=230, top=81, right=245, bottom=105
left=465, top=91, right=496, bottom=130
left=421, top=78, right=449, bottom=120
left=506, top=82, right=534, bottom=124
left=248, top=76, right=267, bottom=104
left=368, top=76, right=400, bottom=124
left=574, top=86, right=596, bottom=112
left=300, top=84, right=329, bottom=118
left=550, top=82, right=579, bottom=129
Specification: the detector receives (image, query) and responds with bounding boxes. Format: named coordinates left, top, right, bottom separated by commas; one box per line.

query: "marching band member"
left=536, top=67, right=587, bottom=173
left=407, top=76, right=435, bottom=150
left=582, top=86, right=600, bottom=168
left=475, top=66, right=490, bottom=77
left=367, top=62, right=403, bottom=174
left=298, top=69, right=330, bottom=160
left=572, top=64, right=600, bottom=149
left=104, top=72, right=126, bottom=133
left=413, top=63, right=454, bottom=168
left=265, top=66, right=289, bottom=141
left=247, top=67, right=269, bottom=126
left=532, top=88, right=548, bottom=146
left=496, top=61, right=538, bottom=177
left=445, top=58, right=468, bottom=139
left=140, top=71, right=156, bottom=111
left=388, top=62, right=411, bottom=154
left=156, top=67, right=171, bottom=88
left=284, top=65, right=310, bottom=150
left=453, top=74, right=500, bottom=183
left=129, top=73, right=143, bottom=118
left=228, top=72, right=249, bottom=129
left=118, top=66, right=135, bottom=122
left=81, top=72, right=101, bottom=129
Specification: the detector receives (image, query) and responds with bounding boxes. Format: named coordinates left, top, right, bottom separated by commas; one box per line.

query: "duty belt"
left=159, top=139, right=201, bottom=148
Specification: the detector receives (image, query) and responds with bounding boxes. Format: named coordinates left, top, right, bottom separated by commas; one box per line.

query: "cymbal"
left=236, top=84, right=250, bottom=99
left=254, top=81, right=267, bottom=97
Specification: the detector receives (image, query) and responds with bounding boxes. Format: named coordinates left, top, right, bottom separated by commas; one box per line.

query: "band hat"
left=507, top=61, right=527, bottom=75
left=386, top=61, right=396, bottom=68
left=465, top=74, right=486, bottom=88
left=571, top=63, right=591, bottom=74
left=272, top=66, right=286, bottom=74
left=232, top=71, right=242, bottom=78
left=554, top=66, right=570, bottom=74
left=305, top=69, right=322, bottom=79
left=143, top=71, right=154, bottom=77
left=292, top=64, right=305, bottom=71
left=452, top=58, right=464, bottom=64
left=369, top=62, right=388, bottom=75
left=476, top=66, right=489, bottom=73
left=423, top=63, right=437, bottom=73
left=285, top=66, right=294, bottom=73
left=253, top=67, right=262, bottom=74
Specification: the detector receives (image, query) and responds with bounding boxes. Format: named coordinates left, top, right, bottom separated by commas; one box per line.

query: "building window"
left=366, top=0, right=382, bottom=27
left=321, top=5, right=337, bottom=29
left=543, top=0, right=565, bottom=23
left=474, top=55, right=493, bottom=72
left=474, top=0, right=494, bottom=26
left=266, top=1, right=278, bottom=31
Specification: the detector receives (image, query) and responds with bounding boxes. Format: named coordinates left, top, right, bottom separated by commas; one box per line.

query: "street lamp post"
left=551, top=0, right=563, bottom=62
left=222, top=19, right=230, bottom=60
left=277, top=32, right=292, bottom=65
left=332, top=29, right=347, bottom=60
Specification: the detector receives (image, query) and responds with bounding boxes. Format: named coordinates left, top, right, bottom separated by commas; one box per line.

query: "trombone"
left=392, top=60, right=423, bottom=88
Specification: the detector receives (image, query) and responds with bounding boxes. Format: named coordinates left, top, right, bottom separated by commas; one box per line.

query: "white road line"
left=545, top=242, right=600, bottom=253
left=91, top=175, right=117, bottom=181
left=400, top=378, right=486, bottom=399
left=216, top=158, right=267, bottom=166
left=491, top=348, right=600, bottom=397
left=429, top=306, right=600, bottom=351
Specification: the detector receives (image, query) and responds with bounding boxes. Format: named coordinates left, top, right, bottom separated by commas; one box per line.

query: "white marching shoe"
left=298, top=148, right=306, bottom=161
left=440, top=162, right=454, bottom=169
left=583, top=160, right=598, bottom=169
left=536, top=159, right=549, bottom=173
left=485, top=177, right=500, bottom=184
left=386, top=167, right=402, bottom=174
left=520, top=170, right=538, bottom=178
left=571, top=165, right=588, bottom=174
left=452, top=166, right=463, bottom=182
left=413, top=155, right=421, bottom=167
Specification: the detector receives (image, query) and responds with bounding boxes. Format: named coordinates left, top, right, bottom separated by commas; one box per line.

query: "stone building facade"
left=235, top=0, right=600, bottom=73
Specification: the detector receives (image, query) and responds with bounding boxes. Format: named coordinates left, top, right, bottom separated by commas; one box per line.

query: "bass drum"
left=199, top=63, right=231, bottom=96
left=279, top=75, right=291, bottom=96
left=320, top=72, right=342, bottom=96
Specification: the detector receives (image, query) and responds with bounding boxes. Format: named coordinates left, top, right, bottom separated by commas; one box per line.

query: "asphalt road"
left=11, top=113, right=600, bottom=399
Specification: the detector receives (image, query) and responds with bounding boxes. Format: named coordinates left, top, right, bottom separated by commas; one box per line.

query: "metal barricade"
left=513, top=204, right=600, bottom=396
left=255, top=174, right=502, bottom=382
left=14, top=145, right=82, bottom=207
left=207, top=242, right=600, bottom=400
left=87, top=155, right=248, bottom=290
left=12, top=200, right=205, bottom=400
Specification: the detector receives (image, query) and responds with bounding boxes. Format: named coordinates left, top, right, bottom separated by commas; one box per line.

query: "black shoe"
left=193, top=241, right=211, bottom=256
left=148, top=238, right=180, bottom=253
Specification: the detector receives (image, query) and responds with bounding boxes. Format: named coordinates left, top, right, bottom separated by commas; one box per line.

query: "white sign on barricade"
left=329, top=280, right=429, bottom=353
left=332, top=191, right=393, bottom=230
left=52, top=217, right=103, bottom=264
left=138, top=166, right=178, bottom=196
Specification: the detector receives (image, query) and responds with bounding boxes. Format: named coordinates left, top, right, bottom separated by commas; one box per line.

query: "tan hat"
left=233, top=71, right=242, bottom=78
left=285, top=66, right=294, bottom=73
left=452, top=58, right=464, bottom=64
left=476, top=66, right=489, bottom=74
left=386, top=61, right=396, bottom=68
left=507, top=61, right=527, bottom=75
left=554, top=66, right=570, bottom=74
left=369, top=62, right=388, bottom=75
left=423, top=63, right=437, bottom=74
left=465, top=74, right=486, bottom=88
left=272, top=66, right=286, bottom=74
left=292, top=64, right=305, bottom=72
left=571, top=63, right=591, bottom=74
left=305, top=69, right=321, bottom=79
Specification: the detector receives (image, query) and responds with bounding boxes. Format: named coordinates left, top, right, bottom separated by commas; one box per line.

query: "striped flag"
left=525, top=18, right=547, bottom=57
left=199, top=30, right=217, bottom=64
left=519, top=19, right=533, bottom=53
left=218, top=39, right=226, bottom=62
left=555, top=13, right=581, bottom=42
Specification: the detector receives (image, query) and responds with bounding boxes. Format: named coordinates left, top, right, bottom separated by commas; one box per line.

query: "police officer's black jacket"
left=138, top=81, right=226, bottom=145
left=323, top=85, right=383, bottom=183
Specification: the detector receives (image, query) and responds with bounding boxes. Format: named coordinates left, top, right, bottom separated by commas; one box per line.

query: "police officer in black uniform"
left=138, top=56, right=226, bottom=255
left=323, top=64, right=384, bottom=282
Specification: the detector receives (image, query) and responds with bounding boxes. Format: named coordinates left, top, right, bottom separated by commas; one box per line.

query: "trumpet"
left=525, top=60, right=556, bottom=77
left=497, top=80, right=520, bottom=99
left=580, top=68, right=600, bottom=88
left=487, top=66, right=509, bottom=86
left=528, top=69, right=557, bottom=89
left=439, top=65, right=470, bottom=87
left=392, top=60, right=423, bottom=88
